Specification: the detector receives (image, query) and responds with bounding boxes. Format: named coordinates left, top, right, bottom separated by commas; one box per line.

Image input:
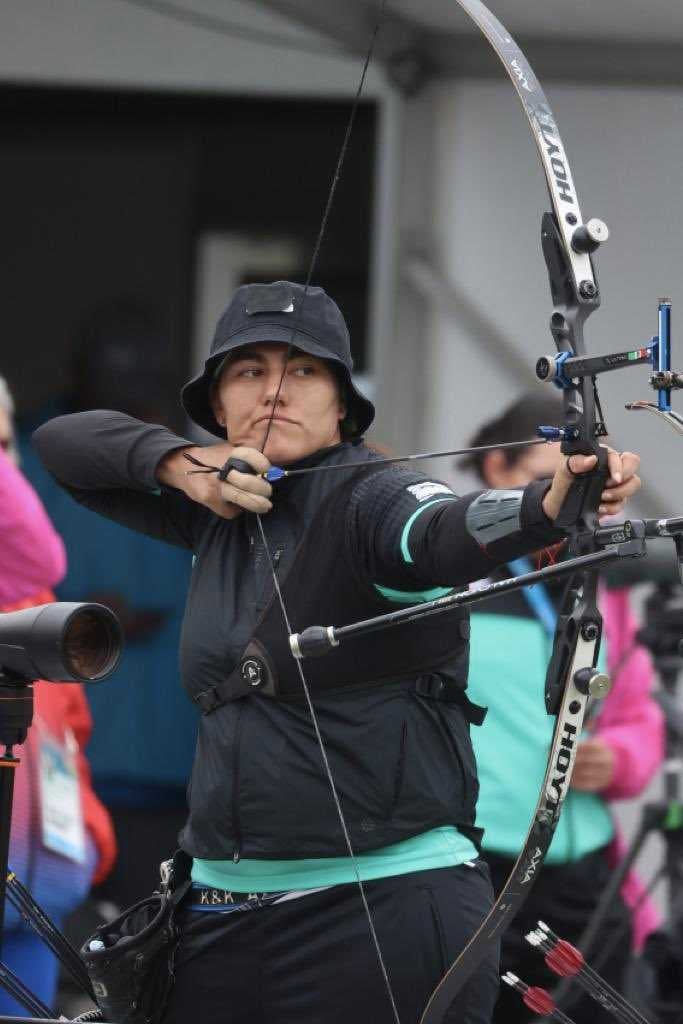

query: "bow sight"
left=537, top=298, right=683, bottom=435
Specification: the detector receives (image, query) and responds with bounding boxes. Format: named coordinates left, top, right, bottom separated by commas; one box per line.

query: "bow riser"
left=541, top=213, right=601, bottom=450
left=541, top=617, right=600, bottom=817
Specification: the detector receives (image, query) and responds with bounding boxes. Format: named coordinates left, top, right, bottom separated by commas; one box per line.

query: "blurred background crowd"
left=1, top=0, right=683, bottom=1020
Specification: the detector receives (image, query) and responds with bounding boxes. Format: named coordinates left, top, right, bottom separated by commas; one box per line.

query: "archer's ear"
left=209, top=383, right=226, bottom=428
left=481, top=448, right=512, bottom=488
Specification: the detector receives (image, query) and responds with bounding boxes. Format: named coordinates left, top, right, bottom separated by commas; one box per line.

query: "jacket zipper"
left=447, top=716, right=471, bottom=810
left=389, top=721, right=408, bottom=819
left=232, top=703, right=245, bottom=862
left=233, top=531, right=279, bottom=860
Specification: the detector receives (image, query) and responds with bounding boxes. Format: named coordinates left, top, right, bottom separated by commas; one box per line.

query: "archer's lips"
left=255, top=416, right=298, bottom=426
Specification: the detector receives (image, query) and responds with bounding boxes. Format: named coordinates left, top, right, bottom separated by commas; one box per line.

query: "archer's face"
left=210, top=342, right=346, bottom=466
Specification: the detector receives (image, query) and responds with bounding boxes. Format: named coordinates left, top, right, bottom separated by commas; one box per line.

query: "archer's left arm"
left=348, top=467, right=564, bottom=591
left=404, top=479, right=565, bottom=586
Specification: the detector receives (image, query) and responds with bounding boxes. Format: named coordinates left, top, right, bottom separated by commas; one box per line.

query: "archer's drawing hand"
left=541, top=447, right=641, bottom=523
left=216, top=446, right=273, bottom=516
left=157, top=443, right=272, bottom=519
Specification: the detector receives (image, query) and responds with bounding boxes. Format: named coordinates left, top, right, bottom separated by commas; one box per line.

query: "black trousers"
left=164, top=862, right=499, bottom=1024
left=487, top=847, right=633, bottom=1024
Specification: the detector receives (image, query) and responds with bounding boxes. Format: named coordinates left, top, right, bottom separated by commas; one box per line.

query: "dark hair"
left=460, top=391, right=565, bottom=483
left=328, top=365, right=359, bottom=440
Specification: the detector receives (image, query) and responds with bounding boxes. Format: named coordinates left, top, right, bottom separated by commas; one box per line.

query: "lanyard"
left=507, top=557, right=557, bottom=638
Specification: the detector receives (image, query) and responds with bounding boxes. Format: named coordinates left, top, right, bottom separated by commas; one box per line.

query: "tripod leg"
left=576, top=818, right=653, bottom=959
left=543, top=817, right=654, bottom=1018
left=0, top=757, right=18, bottom=958
left=0, top=958, right=52, bottom=1018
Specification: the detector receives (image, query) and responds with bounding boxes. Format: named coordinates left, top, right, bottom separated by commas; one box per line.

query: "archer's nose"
left=263, top=369, right=288, bottom=405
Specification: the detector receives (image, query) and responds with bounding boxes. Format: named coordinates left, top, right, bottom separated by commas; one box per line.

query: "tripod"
left=0, top=671, right=99, bottom=1020
left=627, top=588, right=683, bottom=1024
left=0, top=599, right=122, bottom=1022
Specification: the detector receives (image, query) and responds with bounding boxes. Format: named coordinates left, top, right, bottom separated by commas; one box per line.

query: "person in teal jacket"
left=462, top=393, right=664, bottom=1024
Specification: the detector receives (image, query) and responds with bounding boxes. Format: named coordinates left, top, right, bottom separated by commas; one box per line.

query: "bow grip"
left=553, top=445, right=609, bottom=535
left=218, top=457, right=257, bottom=482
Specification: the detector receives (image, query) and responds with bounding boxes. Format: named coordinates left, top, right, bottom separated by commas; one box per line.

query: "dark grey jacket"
left=33, top=411, right=561, bottom=860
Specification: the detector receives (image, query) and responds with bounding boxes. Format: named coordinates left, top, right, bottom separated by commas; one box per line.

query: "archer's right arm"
left=33, top=410, right=208, bottom=550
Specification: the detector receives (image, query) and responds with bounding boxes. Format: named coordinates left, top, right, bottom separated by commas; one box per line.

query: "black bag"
left=80, top=852, right=192, bottom=1024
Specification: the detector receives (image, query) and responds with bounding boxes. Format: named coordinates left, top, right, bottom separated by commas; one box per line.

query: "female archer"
left=34, top=280, right=640, bottom=1024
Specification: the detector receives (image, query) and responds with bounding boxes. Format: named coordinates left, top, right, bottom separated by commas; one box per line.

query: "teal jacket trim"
left=374, top=582, right=454, bottom=604
left=191, top=826, right=478, bottom=892
left=374, top=496, right=457, bottom=603
left=399, top=497, right=457, bottom=564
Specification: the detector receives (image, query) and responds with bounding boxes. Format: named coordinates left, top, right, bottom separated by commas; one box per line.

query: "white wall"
left=0, top=0, right=385, bottom=98
left=0, top=0, right=404, bottom=422
left=419, top=78, right=683, bottom=518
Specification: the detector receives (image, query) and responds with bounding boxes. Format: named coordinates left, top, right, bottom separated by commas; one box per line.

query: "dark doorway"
left=0, top=83, right=377, bottom=424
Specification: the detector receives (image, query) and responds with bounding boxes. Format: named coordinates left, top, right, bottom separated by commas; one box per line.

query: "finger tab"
left=219, top=456, right=255, bottom=481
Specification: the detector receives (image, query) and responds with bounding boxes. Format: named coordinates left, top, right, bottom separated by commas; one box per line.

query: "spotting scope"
left=0, top=602, right=122, bottom=684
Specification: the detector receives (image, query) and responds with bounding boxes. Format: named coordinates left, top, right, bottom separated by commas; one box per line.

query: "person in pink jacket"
left=0, top=377, right=116, bottom=1013
left=462, top=393, right=664, bottom=1024
left=0, top=377, right=66, bottom=604
left=601, top=588, right=663, bottom=951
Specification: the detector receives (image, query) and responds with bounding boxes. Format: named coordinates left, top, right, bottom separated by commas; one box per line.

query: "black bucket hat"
left=181, top=281, right=375, bottom=439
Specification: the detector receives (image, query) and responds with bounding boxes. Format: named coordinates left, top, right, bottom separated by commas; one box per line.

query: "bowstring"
left=260, top=0, right=387, bottom=453
left=253, top=4, right=402, bottom=1022
left=255, top=517, right=400, bottom=1023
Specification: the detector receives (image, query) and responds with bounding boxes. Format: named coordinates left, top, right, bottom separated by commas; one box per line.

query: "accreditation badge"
left=38, top=727, right=86, bottom=864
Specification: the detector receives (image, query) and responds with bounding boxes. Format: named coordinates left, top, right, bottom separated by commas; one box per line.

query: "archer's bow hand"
left=541, top=447, right=641, bottom=523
